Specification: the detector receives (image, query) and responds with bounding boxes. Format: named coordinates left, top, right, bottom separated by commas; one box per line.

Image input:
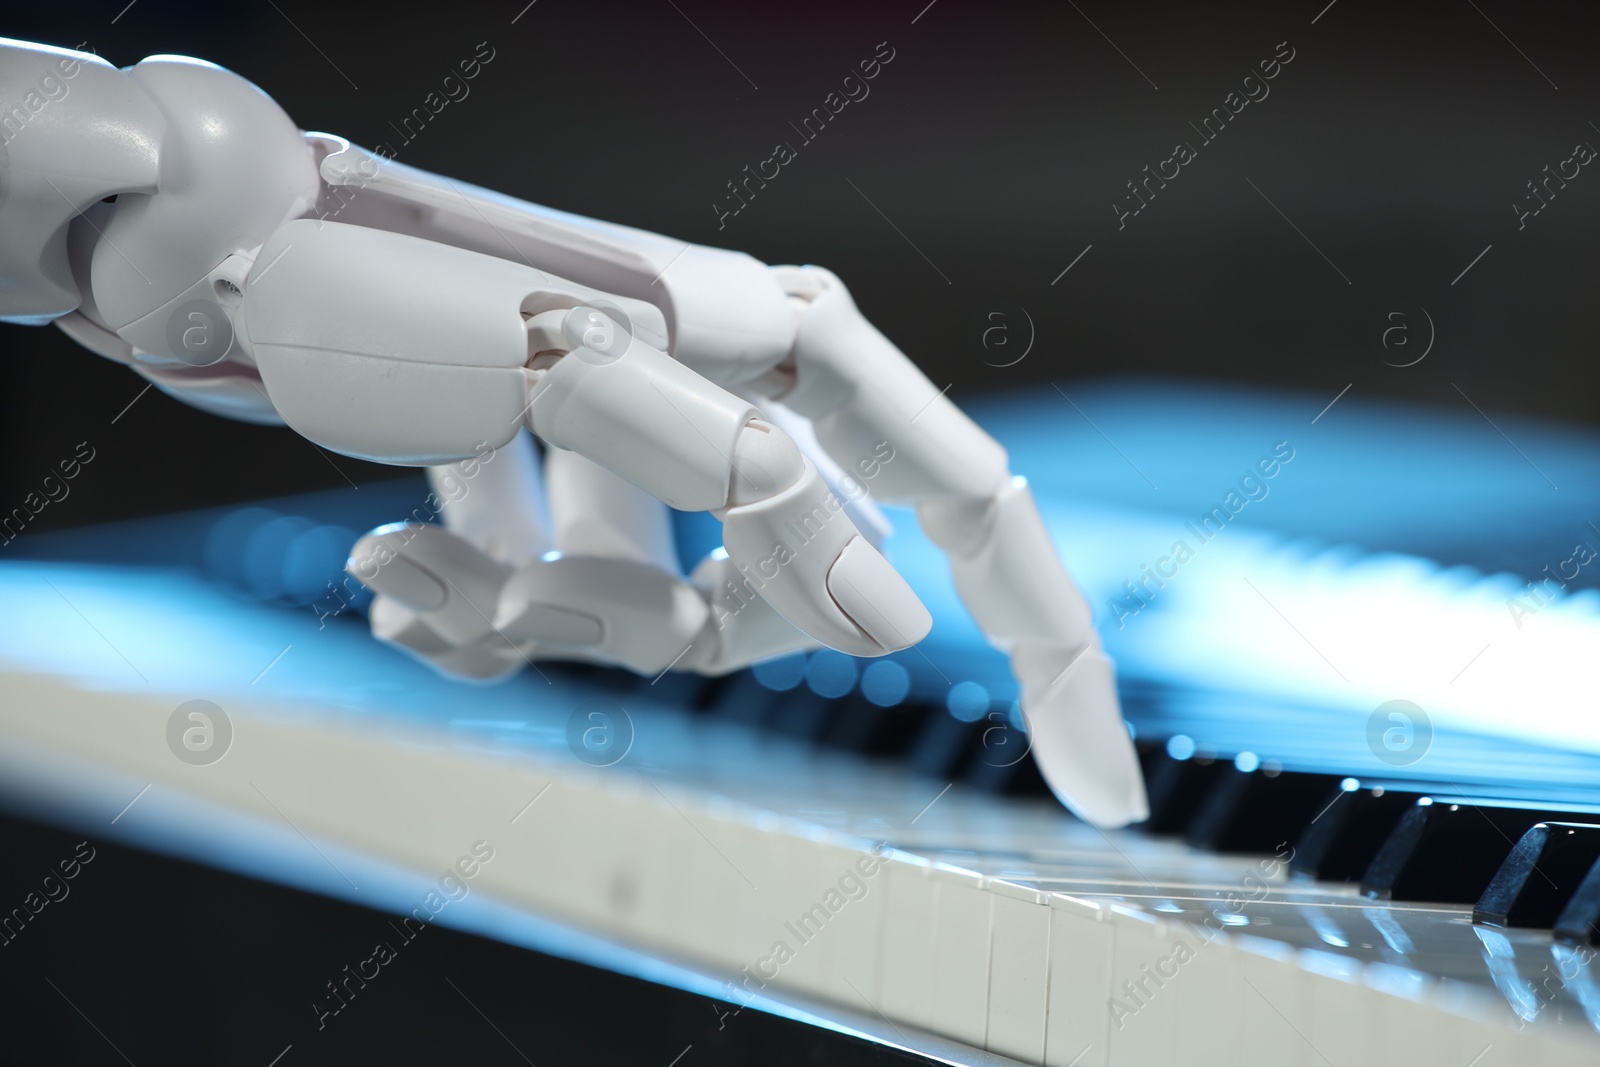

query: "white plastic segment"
left=683, top=555, right=819, bottom=674
left=717, top=421, right=931, bottom=658
left=51, top=311, right=135, bottom=365
left=240, top=221, right=664, bottom=465
left=95, top=58, right=320, bottom=356
left=924, top=474, right=1148, bottom=827
left=364, top=598, right=526, bottom=682
left=15, top=40, right=323, bottom=423
left=774, top=265, right=1009, bottom=505
left=126, top=360, right=287, bottom=425
left=920, top=477, right=1094, bottom=649
left=53, top=308, right=285, bottom=425
left=751, top=396, right=893, bottom=550
left=55, top=308, right=284, bottom=425
left=311, top=136, right=794, bottom=387
left=524, top=312, right=758, bottom=513
left=543, top=447, right=677, bottom=573
left=427, top=431, right=550, bottom=568
left=1016, top=646, right=1149, bottom=828
left=496, top=556, right=708, bottom=674
left=240, top=220, right=534, bottom=464
left=350, top=525, right=711, bottom=680
left=0, top=39, right=164, bottom=324
left=349, top=523, right=505, bottom=642
left=350, top=522, right=526, bottom=681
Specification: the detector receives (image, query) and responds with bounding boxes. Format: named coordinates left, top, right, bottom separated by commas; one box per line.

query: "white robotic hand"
left=0, top=38, right=1148, bottom=827
left=350, top=434, right=825, bottom=682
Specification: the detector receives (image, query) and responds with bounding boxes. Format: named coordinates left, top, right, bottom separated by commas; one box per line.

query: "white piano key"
left=507, top=768, right=621, bottom=925
left=1104, top=904, right=1177, bottom=1067
left=1538, top=1029, right=1600, bottom=1067
left=1369, top=962, right=1449, bottom=1067
left=1169, top=920, right=1246, bottom=1067
left=1431, top=980, right=1525, bottom=1067
left=757, top=823, right=840, bottom=1000
left=827, top=838, right=891, bottom=1009
left=1500, top=988, right=1600, bottom=1067
left=879, top=853, right=938, bottom=1030
left=1240, top=935, right=1314, bottom=1067
left=1303, top=948, right=1383, bottom=1067
left=598, top=775, right=668, bottom=929
left=1044, top=894, right=1114, bottom=1067
left=683, top=798, right=774, bottom=976
left=1451, top=1026, right=1518, bottom=1067
left=930, top=862, right=993, bottom=1047
left=788, top=834, right=878, bottom=1002
left=986, top=878, right=1053, bottom=1064
left=630, top=780, right=688, bottom=947
left=591, top=770, right=658, bottom=943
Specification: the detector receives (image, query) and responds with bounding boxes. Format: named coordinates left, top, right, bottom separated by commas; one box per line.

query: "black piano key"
left=702, top=672, right=783, bottom=727
left=820, top=696, right=931, bottom=759
left=1363, top=798, right=1600, bottom=903
left=688, top=671, right=741, bottom=713
left=1135, top=737, right=1166, bottom=784
left=642, top=670, right=713, bottom=710
left=1474, top=823, right=1600, bottom=928
left=548, top=661, right=627, bottom=690
left=1554, top=857, right=1600, bottom=945
left=815, top=692, right=870, bottom=748
left=1290, top=781, right=1430, bottom=883
left=769, top=689, right=840, bottom=743
left=962, top=704, right=1051, bottom=797
left=1140, top=748, right=1229, bottom=835
left=906, top=711, right=983, bottom=780
left=969, top=753, right=1053, bottom=798
left=1184, top=763, right=1341, bottom=854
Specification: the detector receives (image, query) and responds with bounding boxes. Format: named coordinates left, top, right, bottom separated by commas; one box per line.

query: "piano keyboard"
left=3, top=555, right=1600, bottom=1065
left=11, top=382, right=1600, bottom=1064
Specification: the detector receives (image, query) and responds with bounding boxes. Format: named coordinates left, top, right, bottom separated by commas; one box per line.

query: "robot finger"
left=523, top=306, right=930, bottom=659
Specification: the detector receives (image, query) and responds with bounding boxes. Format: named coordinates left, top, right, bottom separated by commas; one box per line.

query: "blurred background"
left=2, top=0, right=1597, bottom=532
left=4, top=6, right=1600, bottom=1061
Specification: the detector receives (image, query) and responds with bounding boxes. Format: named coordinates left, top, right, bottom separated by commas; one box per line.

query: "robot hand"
left=346, top=431, right=833, bottom=684
left=0, top=38, right=1147, bottom=827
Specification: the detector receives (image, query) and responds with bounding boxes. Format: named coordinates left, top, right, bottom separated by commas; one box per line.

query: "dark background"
left=2, top=7, right=1598, bottom=1059
left=3, top=0, right=1598, bottom=531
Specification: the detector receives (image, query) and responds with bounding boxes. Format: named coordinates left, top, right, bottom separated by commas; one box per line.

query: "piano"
left=5, top=378, right=1600, bottom=1065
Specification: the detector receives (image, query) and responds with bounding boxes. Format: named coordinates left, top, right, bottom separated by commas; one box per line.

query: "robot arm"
left=1, top=37, right=1147, bottom=827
